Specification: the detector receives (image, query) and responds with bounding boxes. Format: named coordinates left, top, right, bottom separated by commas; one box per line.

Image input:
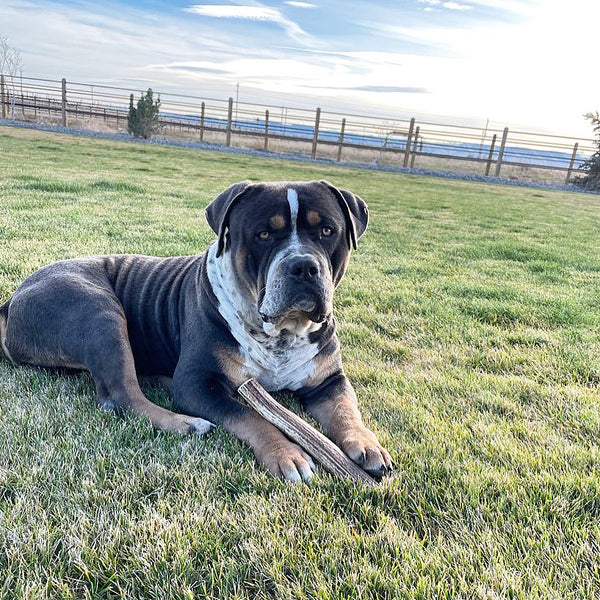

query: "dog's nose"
left=288, top=256, right=320, bottom=281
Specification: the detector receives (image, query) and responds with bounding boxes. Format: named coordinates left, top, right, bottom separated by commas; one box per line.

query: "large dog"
left=0, top=180, right=393, bottom=482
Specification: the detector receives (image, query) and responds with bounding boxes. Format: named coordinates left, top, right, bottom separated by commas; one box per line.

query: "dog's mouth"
left=259, top=297, right=330, bottom=336
left=260, top=306, right=328, bottom=325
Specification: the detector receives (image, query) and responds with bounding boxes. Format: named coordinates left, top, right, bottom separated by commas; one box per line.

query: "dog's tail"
left=0, top=299, right=14, bottom=362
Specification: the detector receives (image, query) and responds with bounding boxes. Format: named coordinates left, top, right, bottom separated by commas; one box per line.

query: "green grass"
left=1, top=125, right=600, bottom=599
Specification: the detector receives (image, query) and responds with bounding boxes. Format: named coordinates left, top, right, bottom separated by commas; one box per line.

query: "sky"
left=1, top=0, right=599, bottom=137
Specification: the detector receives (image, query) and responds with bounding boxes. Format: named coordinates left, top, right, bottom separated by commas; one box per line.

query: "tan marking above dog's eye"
left=321, top=226, right=333, bottom=237
left=269, top=214, right=286, bottom=230
left=307, top=210, right=322, bottom=226
left=258, top=231, right=271, bottom=240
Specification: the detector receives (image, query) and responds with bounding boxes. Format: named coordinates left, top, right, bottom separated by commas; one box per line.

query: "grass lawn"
left=1, top=125, right=600, bottom=599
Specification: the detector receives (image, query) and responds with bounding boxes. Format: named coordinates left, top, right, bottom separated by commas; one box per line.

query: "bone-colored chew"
left=238, top=378, right=376, bottom=486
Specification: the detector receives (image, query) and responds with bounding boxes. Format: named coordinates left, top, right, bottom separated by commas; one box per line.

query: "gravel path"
left=1, top=118, right=594, bottom=194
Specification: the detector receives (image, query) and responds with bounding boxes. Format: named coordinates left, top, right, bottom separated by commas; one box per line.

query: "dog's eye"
left=257, top=231, right=271, bottom=240
left=321, top=226, right=333, bottom=237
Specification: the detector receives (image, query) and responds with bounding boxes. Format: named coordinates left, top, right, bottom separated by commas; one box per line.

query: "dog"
left=0, top=180, right=393, bottom=482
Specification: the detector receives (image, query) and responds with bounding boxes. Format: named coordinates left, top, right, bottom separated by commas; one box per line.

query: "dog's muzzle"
left=259, top=252, right=333, bottom=331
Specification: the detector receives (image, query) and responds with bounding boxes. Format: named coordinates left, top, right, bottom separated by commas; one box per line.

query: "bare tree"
left=0, top=36, right=23, bottom=119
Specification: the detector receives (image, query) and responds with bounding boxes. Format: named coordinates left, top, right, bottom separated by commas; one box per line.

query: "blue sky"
left=2, top=0, right=599, bottom=136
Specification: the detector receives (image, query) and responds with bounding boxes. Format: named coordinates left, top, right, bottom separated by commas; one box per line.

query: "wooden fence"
left=0, top=75, right=595, bottom=184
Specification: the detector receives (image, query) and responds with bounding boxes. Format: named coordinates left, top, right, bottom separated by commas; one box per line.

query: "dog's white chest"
left=236, top=330, right=318, bottom=391
left=206, top=246, right=318, bottom=391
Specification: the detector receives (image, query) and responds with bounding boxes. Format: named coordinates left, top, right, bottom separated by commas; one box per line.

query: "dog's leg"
left=95, top=379, right=119, bottom=413
left=299, top=374, right=393, bottom=479
left=4, top=289, right=212, bottom=435
left=172, top=364, right=315, bottom=482
left=83, top=317, right=212, bottom=435
left=224, top=408, right=316, bottom=482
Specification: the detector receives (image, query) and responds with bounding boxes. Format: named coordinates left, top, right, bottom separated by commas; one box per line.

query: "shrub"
left=127, top=88, right=161, bottom=139
left=573, top=111, right=600, bottom=191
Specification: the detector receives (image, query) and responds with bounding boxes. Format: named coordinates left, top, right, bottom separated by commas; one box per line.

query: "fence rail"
left=0, top=74, right=595, bottom=184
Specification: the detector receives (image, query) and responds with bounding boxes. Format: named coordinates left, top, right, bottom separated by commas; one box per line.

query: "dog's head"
left=205, top=180, right=368, bottom=335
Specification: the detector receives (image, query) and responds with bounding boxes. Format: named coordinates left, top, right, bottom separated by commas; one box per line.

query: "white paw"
left=260, top=442, right=316, bottom=483
left=185, top=416, right=215, bottom=435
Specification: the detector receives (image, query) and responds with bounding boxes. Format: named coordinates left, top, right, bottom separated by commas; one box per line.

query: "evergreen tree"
left=574, top=112, right=600, bottom=191
left=127, top=88, right=161, bottom=139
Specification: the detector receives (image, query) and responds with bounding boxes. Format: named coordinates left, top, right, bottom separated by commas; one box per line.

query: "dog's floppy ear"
left=205, top=180, right=253, bottom=257
left=320, top=180, right=369, bottom=250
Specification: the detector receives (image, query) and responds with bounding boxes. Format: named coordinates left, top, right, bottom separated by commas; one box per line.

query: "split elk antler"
left=238, top=378, right=376, bottom=486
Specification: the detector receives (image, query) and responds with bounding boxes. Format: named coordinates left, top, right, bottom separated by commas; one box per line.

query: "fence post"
left=264, top=110, right=269, bottom=151
left=200, top=102, right=205, bottom=141
left=494, top=127, right=508, bottom=177
left=61, top=78, right=67, bottom=127
left=410, top=126, right=420, bottom=168
left=403, top=118, right=415, bottom=167
left=0, top=75, right=5, bottom=119
left=565, top=142, right=579, bottom=183
left=226, top=97, right=233, bottom=146
left=485, top=133, right=497, bottom=176
left=311, top=107, right=321, bottom=159
left=337, top=118, right=346, bottom=162
left=127, top=93, right=134, bottom=131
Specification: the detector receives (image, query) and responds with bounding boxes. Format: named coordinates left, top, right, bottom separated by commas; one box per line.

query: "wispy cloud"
left=443, top=1, right=472, bottom=9
left=419, top=0, right=472, bottom=11
left=185, top=5, right=282, bottom=20
left=184, top=4, right=311, bottom=43
left=284, top=1, right=317, bottom=7
left=456, top=0, right=536, bottom=12
left=351, top=85, right=428, bottom=94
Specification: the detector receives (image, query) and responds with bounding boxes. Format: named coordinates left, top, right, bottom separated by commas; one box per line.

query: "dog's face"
left=205, top=180, right=368, bottom=335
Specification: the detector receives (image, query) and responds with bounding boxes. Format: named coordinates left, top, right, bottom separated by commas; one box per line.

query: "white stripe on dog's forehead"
left=287, top=188, right=299, bottom=233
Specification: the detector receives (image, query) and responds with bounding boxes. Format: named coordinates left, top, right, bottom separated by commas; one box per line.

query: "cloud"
left=284, top=1, right=317, bottom=7
left=160, top=64, right=228, bottom=75
left=351, top=85, right=428, bottom=93
left=419, top=0, right=472, bottom=10
left=184, top=4, right=310, bottom=43
left=185, top=5, right=281, bottom=20
left=455, top=0, right=535, bottom=12
left=146, top=58, right=335, bottom=86
left=443, top=1, right=472, bottom=8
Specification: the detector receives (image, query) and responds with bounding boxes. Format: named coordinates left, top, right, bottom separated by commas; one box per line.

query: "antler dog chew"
left=237, top=378, right=377, bottom=485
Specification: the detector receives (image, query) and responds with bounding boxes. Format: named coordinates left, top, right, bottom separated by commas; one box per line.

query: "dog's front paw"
left=340, top=428, right=393, bottom=479
left=256, top=440, right=316, bottom=483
